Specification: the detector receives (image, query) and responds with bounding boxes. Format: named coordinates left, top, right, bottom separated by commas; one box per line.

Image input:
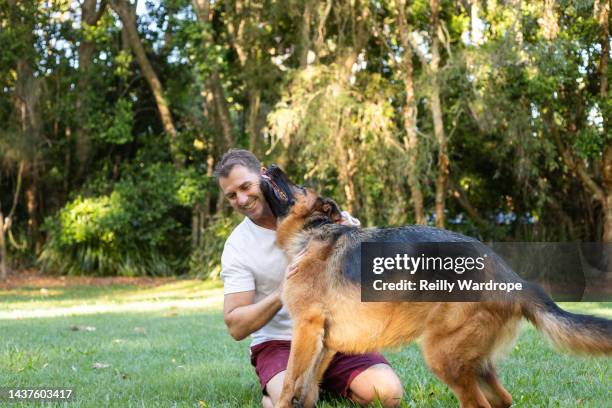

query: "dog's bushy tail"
left=520, top=283, right=612, bottom=355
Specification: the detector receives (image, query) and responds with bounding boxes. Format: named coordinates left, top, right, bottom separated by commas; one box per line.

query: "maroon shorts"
left=250, top=340, right=389, bottom=397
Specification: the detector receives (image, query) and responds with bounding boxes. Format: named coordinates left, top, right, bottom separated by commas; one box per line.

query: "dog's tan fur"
left=273, top=188, right=610, bottom=408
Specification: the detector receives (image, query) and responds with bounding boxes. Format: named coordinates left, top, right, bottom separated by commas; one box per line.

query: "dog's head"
left=260, top=164, right=301, bottom=219
left=260, top=165, right=342, bottom=227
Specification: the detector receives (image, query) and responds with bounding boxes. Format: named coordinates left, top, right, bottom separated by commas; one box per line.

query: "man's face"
left=219, top=165, right=270, bottom=221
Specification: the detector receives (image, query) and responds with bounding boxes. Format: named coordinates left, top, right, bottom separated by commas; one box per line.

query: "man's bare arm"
left=223, top=288, right=282, bottom=341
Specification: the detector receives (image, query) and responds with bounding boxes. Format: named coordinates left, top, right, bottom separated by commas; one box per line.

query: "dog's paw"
left=291, top=200, right=311, bottom=218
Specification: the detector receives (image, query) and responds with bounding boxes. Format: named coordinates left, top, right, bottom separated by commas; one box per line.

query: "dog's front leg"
left=275, top=308, right=326, bottom=408
left=301, top=347, right=336, bottom=407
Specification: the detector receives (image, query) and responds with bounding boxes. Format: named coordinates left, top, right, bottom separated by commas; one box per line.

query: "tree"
left=535, top=1, right=611, bottom=243
left=75, top=0, right=107, bottom=181
left=7, top=0, right=44, bottom=252
left=395, top=0, right=425, bottom=224
left=109, top=0, right=184, bottom=167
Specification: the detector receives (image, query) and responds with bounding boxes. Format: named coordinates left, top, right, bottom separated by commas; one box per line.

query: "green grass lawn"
left=0, top=279, right=610, bottom=407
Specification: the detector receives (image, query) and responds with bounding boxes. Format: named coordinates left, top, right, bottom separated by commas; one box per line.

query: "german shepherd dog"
left=260, top=165, right=612, bottom=408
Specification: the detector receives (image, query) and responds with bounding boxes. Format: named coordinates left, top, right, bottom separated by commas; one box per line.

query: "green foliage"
left=267, top=64, right=404, bottom=225
left=95, top=98, right=135, bottom=145
left=175, top=168, right=209, bottom=207
left=38, top=164, right=207, bottom=276
left=176, top=20, right=224, bottom=78
left=188, top=214, right=241, bottom=279
left=82, top=12, right=116, bottom=45
left=575, top=127, right=607, bottom=160
left=113, top=50, right=133, bottom=80
left=2, top=0, right=612, bottom=277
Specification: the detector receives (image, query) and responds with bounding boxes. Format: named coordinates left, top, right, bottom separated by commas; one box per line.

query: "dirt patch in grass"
left=0, top=269, right=175, bottom=290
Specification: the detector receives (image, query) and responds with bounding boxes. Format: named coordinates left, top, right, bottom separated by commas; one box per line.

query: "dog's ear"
left=320, top=198, right=342, bottom=223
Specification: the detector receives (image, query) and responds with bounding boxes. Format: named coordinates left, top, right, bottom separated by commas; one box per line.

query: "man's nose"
left=236, top=192, right=250, bottom=206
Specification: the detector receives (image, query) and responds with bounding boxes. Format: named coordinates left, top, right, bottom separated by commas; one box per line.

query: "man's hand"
left=274, top=249, right=307, bottom=303
left=340, top=210, right=361, bottom=226
left=285, top=248, right=307, bottom=280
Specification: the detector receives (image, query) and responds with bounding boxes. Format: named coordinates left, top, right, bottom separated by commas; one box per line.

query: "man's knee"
left=349, top=364, right=404, bottom=407
left=264, top=370, right=286, bottom=406
left=262, top=395, right=274, bottom=408
left=375, top=380, right=404, bottom=408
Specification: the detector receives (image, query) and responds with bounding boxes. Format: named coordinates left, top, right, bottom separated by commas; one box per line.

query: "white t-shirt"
left=220, top=217, right=293, bottom=346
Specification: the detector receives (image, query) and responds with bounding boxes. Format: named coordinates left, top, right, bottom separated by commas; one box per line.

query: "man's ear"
left=321, top=198, right=342, bottom=222
left=260, top=166, right=267, bottom=174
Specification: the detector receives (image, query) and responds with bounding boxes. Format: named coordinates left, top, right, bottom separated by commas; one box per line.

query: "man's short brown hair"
left=214, top=148, right=261, bottom=179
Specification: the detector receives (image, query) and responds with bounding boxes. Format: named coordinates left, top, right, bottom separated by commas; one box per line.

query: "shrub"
left=39, top=164, right=198, bottom=276
left=188, top=214, right=241, bottom=279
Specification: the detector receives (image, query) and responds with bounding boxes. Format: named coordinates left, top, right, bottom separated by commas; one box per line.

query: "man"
left=216, top=149, right=404, bottom=407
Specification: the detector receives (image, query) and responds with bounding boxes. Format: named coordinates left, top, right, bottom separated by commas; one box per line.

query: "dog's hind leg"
left=276, top=308, right=326, bottom=408
left=421, top=336, right=492, bottom=408
left=478, top=361, right=512, bottom=408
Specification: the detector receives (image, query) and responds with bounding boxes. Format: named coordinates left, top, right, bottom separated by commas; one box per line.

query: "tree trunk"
left=429, top=0, right=449, bottom=228
left=205, top=153, right=214, bottom=217
left=224, top=0, right=264, bottom=149
left=335, top=108, right=358, bottom=215
left=547, top=105, right=610, bottom=244
left=191, top=202, right=202, bottom=248
left=602, top=195, right=612, bottom=243
left=192, top=0, right=235, bottom=149
left=209, top=71, right=235, bottom=147
left=540, top=0, right=559, bottom=41
left=601, top=197, right=612, bottom=243
left=75, top=0, right=106, bottom=181
left=162, top=0, right=176, bottom=56
left=299, top=0, right=313, bottom=66
left=312, top=0, right=333, bottom=62
left=603, top=145, right=612, bottom=242
left=224, top=0, right=248, bottom=66
left=247, top=89, right=261, bottom=153
left=397, top=0, right=425, bottom=224
left=329, top=3, right=369, bottom=216
left=331, top=44, right=360, bottom=214
left=25, top=168, right=40, bottom=252
left=547, top=195, right=576, bottom=239
left=595, top=0, right=609, bottom=97
left=0, top=160, right=25, bottom=278
left=0, top=206, right=7, bottom=280
left=8, top=1, right=51, bottom=253
left=597, top=0, right=611, bottom=243
left=449, top=179, right=489, bottom=230
left=110, top=0, right=184, bottom=167
left=12, top=1, right=44, bottom=251
left=192, top=0, right=210, bottom=22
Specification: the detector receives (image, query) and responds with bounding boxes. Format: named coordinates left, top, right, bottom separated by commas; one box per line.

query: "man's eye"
left=227, top=194, right=236, bottom=200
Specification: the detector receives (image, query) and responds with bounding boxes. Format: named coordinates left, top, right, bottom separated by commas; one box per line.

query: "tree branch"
left=408, top=32, right=430, bottom=71
left=547, top=110, right=605, bottom=201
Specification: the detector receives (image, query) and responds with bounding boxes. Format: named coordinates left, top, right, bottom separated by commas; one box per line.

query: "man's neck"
left=251, top=214, right=277, bottom=230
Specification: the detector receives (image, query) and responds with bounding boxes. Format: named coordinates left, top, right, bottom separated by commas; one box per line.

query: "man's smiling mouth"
left=242, top=200, right=257, bottom=211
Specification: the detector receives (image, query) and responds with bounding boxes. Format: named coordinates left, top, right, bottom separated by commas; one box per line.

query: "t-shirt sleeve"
left=220, top=241, right=256, bottom=294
